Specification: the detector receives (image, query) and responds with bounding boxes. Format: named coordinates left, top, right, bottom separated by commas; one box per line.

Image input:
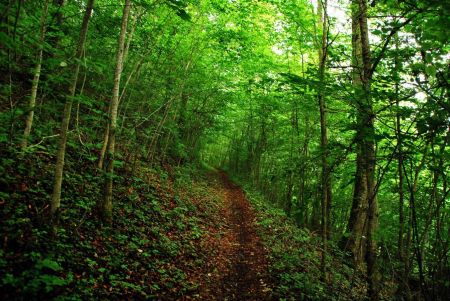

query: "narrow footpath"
left=195, top=172, right=272, bottom=300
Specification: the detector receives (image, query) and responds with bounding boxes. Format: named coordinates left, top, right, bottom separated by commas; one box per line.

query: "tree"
left=343, top=0, right=379, bottom=298
left=98, top=0, right=131, bottom=224
left=316, top=0, right=331, bottom=280
left=21, top=0, right=49, bottom=149
left=50, top=0, right=95, bottom=225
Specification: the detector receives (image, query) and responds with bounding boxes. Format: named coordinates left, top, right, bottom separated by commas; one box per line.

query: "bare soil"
left=192, top=171, right=272, bottom=300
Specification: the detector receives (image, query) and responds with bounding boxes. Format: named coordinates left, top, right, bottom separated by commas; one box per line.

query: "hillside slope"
left=1, top=147, right=370, bottom=300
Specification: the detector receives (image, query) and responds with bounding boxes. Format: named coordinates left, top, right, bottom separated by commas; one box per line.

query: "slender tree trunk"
left=431, top=129, right=449, bottom=296
left=147, top=99, right=173, bottom=162
left=409, top=180, right=427, bottom=300
left=285, top=169, right=293, bottom=217
left=123, top=8, right=137, bottom=64
left=393, top=35, right=405, bottom=261
left=21, top=0, right=49, bottom=149
left=7, top=0, right=22, bottom=142
left=48, top=0, right=66, bottom=55
left=50, top=0, right=94, bottom=225
left=285, top=117, right=295, bottom=216
left=98, top=55, right=144, bottom=169
left=404, top=207, right=413, bottom=299
left=99, top=0, right=131, bottom=224
left=98, top=124, right=109, bottom=169
left=396, top=68, right=411, bottom=300
left=357, top=1, right=378, bottom=299
left=317, top=0, right=331, bottom=281
left=300, top=115, right=310, bottom=227
left=404, top=147, right=429, bottom=299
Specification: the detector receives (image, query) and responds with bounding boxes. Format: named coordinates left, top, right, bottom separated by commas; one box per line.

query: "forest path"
left=196, top=171, right=272, bottom=300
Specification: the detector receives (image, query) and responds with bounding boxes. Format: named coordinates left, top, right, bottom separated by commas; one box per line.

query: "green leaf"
left=39, top=274, right=66, bottom=292
left=36, top=259, right=62, bottom=272
left=425, top=65, right=436, bottom=77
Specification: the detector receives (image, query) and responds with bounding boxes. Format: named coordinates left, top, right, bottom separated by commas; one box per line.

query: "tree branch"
left=370, top=11, right=423, bottom=77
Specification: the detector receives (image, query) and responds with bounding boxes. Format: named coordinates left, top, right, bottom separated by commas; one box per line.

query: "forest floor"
left=195, top=171, right=272, bottom=300
left=1, top=152, right=368, bottom=300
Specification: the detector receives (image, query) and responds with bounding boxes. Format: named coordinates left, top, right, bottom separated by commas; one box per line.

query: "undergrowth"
left=236, top=181, right=369, bottom=301
left=0, top=145, right=222, bottom=300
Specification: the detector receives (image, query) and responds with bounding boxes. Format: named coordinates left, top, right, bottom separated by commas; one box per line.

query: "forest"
left=0, top=0, right=449, bottom=300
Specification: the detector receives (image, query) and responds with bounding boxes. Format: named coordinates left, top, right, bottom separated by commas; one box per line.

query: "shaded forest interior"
left=0, top=0, right=449, bottom=300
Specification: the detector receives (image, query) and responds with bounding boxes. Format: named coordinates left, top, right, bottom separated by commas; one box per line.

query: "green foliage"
left=0, top=141, right=219, bottom=299
left=241, top=185, right=367, bottom=300
left=2, top=255, right=69, bottom=296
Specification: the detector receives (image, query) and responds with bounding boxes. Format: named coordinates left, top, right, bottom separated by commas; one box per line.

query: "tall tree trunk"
left=393, top=34, right=413, bottom=300
left=99, top=0, right=131, bottom=224
left=7, top=0, right=22, bottom=142
left=98, top=54, right=145, bottom=170
left=358, top=0, right=379, bottom=298
left=393, top=35, right=405, bottom=260
left=123, top=8, right=137, bottom=64
left=21, top=0, right=49, bottom=149
left=147, top=98, right=173, bottom=163
left=404, top=207, right=413, bottom=299
left=48, top=0, right=66, bottom=55
left=285, top=114, right=295, bottom=217
left=317, top=0, right=331, bottom=281
left=50, top=0, right=94, bottom=226
left=344, top=0, right=379, bottom=299
left=403, top=146, right=429, bottom=299
left=344, top=0, right=367, bottom=266
left=396, top=68, right=412, bottom=300
left=97, top=124, right=109, bottom=169
left=300, top=115, right=310, bottom=227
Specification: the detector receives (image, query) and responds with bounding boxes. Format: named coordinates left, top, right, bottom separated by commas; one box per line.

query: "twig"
left=25, top=130, right=75, bottom=150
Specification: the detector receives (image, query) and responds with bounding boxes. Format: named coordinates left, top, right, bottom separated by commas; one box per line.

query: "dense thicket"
left=0, top=0, right=448, bottom=300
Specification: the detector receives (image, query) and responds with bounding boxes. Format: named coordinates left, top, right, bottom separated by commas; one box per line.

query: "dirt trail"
left=196, top=172, right=272, bottom=300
